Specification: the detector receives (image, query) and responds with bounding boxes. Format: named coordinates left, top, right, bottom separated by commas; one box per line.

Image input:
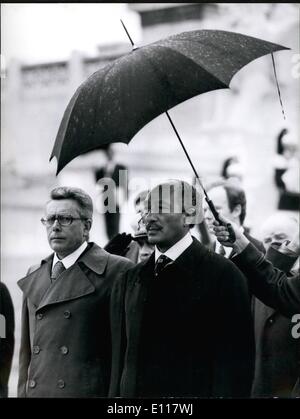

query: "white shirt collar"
left=52, top=241, right=88, bottom=271
left=155, top=232, right=193, bottom=262
left=215, top=240, right=232, bottom=258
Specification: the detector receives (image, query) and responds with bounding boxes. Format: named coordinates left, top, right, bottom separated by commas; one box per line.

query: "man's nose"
left=144, top=212, right=158, bottom=223
left=52, top=219, right=61, bottom=230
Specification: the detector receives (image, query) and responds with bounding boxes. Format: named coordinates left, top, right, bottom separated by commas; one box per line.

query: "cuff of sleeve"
left=266, top=246, right=298, bottom=271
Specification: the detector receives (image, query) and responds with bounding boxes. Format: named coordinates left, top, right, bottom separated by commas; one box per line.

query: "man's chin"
left=50, top=243, right=66, bottom=253
left=148, top=233, right=163, bottom=246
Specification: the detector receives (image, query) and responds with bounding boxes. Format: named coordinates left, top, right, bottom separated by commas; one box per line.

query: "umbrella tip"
left=271, top=53, right=287, bottom=121
left=55, top=163, right=62, bottom=176
left=120, top=18, right=135, bottom=48
left=49, top=153, right=61, bottom=175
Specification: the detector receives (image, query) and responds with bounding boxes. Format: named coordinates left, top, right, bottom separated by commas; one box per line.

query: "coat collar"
left=18, top=242, right=108, bottom=310
left=172, top=236, right=208, bottom=274
left=76, top=242, right=109, bottom=275
left=137, top=237, right=208, bottom=282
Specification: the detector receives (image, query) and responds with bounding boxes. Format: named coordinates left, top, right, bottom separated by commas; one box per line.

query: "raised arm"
left=213, top=218, right=300, bottom=318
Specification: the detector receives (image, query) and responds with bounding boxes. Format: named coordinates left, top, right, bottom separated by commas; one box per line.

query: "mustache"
left=145, top=222, right=162, bottom=231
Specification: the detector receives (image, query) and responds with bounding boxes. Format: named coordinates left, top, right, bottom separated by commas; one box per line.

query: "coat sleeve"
left=17, top=297, right=31, bottom=398
left=234, top=243, right=300, bottom=318
left=266, top=245, right=298, bottom=273
left=0, top=283, right=15, bottom=398
left=212, top=260, right=255, bottom=397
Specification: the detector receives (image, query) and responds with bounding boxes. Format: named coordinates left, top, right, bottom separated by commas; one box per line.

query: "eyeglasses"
left=40, top=215, right=87, bottom=227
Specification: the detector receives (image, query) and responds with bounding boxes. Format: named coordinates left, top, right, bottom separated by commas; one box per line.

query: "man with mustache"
left=109, top=180, right=255, bottom=397
left=18, top=186, right=133, bottom=397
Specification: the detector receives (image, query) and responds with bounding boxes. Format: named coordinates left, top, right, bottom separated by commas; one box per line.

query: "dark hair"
left=276, top=128, right=288, bottom=155
left=134, top=190, right=149, bottom=209
left=49, top=187, right=93, bottom=219
left=221, top=157, right=237, bottom=179
left=208, top=179, right=246, bottom=225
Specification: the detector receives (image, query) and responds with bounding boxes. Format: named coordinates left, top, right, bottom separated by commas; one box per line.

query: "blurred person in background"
left=94, top=145, right=128, bottom=240
left=129, top=224, right=155, bottom=263
left=204, top=179, right=265, bottom=257
left=0, top=282, right=15, bottom=398
left=104, top=189, right=154, bottom=263
left=17, top=186, right=133, bottom=398
left=221, top=155, right=245, bottom=183
left=213, top=215, right=300, bottom=398
left=260, top=212, right=299, bottom=255
left=127, top=189, right=155, bottom=263
left=273, top=128, right=300, bottom=211
left=273, top=128, right=289, bottom=190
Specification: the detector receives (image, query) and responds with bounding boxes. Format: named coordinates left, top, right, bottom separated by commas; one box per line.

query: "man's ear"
left=84, top=219, right=92, bottom=232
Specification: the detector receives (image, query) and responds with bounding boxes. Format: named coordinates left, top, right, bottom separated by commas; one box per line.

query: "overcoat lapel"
left=18, top=255, right=53, bottom=309
left=126, top=252, right=155, bottom=331
left=17, top=243, right=109, bottom=310
left=255, top=298, right=276, bottom=326
left=37, top=264, right=95, bottom=310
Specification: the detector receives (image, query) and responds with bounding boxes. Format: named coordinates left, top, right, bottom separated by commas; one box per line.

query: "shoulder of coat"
left=27, top=262, right=42, bottom=275
left=107, top=252, right=135, bottom=270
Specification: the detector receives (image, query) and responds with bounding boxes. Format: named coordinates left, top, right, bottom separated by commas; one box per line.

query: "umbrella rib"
left=151, top=38, right=286, bottom=87
left=145, top=43, right=229, bottom=88
left=86, top=61, right=117, bottom=152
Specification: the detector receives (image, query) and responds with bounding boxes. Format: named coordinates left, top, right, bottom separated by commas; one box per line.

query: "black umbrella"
left=50, top=26, right=288, bottom=237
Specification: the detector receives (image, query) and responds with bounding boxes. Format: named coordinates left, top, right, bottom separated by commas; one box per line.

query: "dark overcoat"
left=18, top=243, right=134, bottom=398
left=109, top=237, right=255, bottom=397
left=0, top=283, right=15, bottom=398
left=251, top=246, right=300, bottom=397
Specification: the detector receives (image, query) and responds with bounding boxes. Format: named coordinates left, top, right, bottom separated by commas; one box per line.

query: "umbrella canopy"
left=50, top=29, right=288, bottom=174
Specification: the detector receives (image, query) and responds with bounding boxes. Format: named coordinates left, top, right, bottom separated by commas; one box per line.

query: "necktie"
left=51, top=261, right=66, bottom=280
left=154, top=255, right=172, bottom=277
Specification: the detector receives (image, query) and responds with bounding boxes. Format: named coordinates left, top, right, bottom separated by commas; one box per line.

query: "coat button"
left=33, top=345, right=40, bottom=354
left=29, top=379, right=36, bottom=388
left=57, top=379, right=65, bottom=389
left=63, top=310, right=71, bottom=319
left=36, top=313, right=43, bottom=320
left=268, top=318, right=274, bottom=325
left=60, top=346, right=69, bottom=355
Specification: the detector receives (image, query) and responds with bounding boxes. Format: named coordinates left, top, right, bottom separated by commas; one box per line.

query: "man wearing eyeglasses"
left=17, top=186, right=134, bottom=398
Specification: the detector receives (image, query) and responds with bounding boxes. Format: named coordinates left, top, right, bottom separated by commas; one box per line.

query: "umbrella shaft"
left=164, top=110, right=236, bottom=241
left=271, top=53, right=286, bottom=121
left=165, top=111, right=207, bottom=195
